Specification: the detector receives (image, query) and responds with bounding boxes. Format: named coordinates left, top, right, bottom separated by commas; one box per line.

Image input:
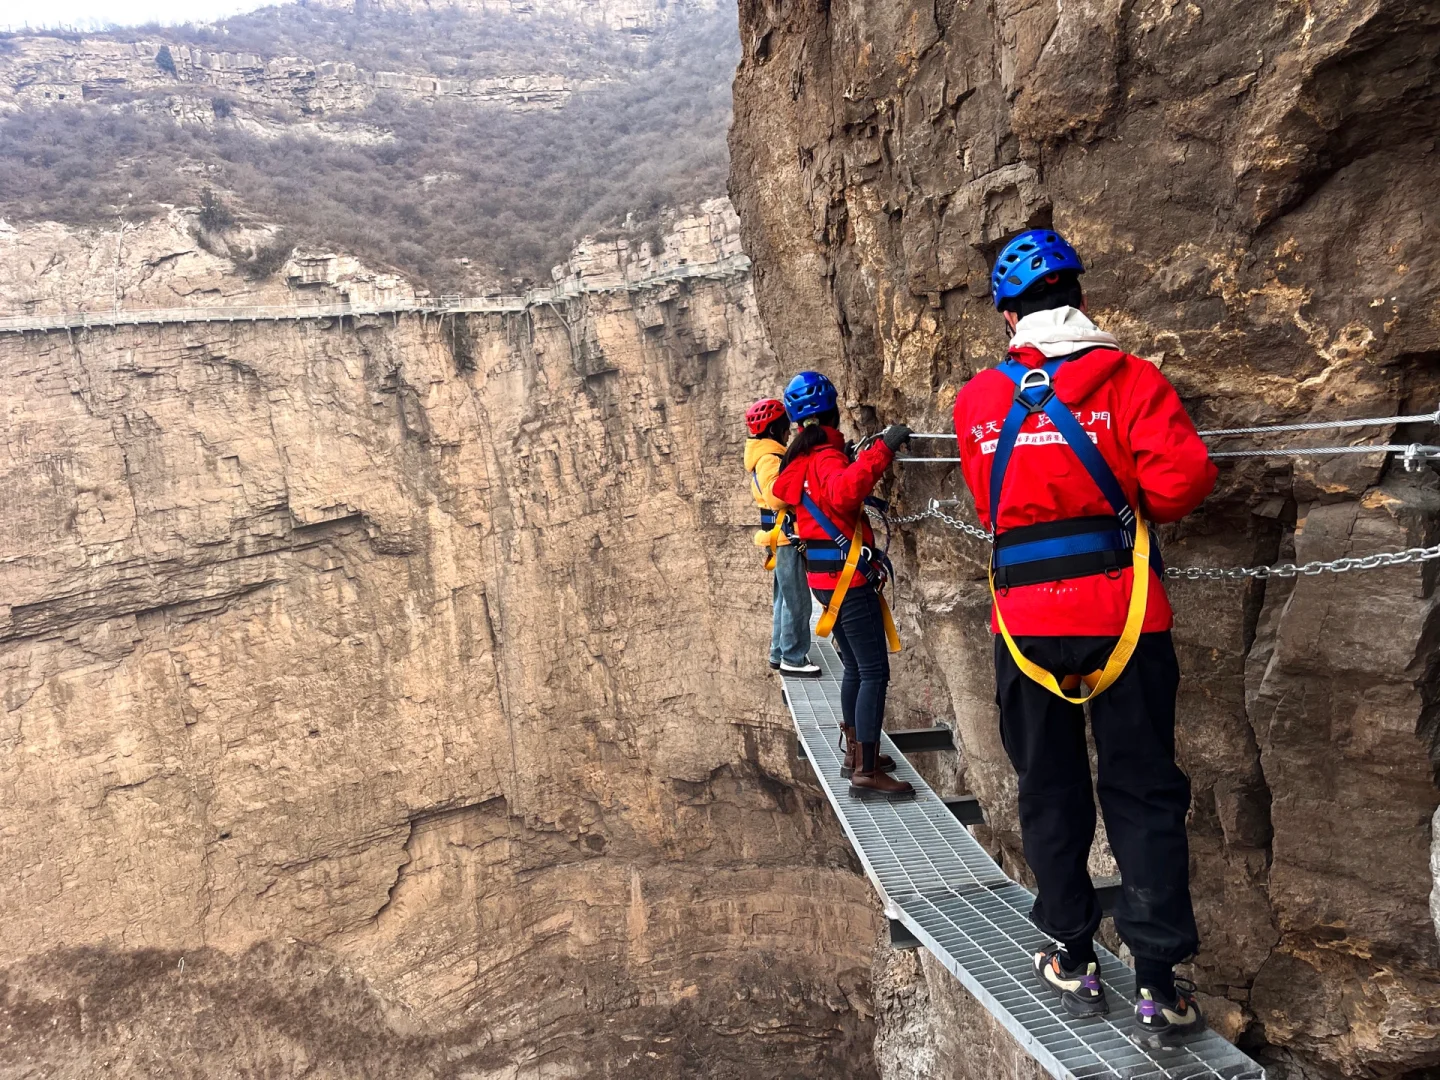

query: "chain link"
left=869, top=501, right=1440, bottom=581
left=1162, top=545, right=1440, bottom=580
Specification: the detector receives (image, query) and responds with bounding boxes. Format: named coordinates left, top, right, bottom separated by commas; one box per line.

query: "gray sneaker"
left=1133, top=979, right=1206, bottom=1046
left=1033, top=946, right=1108, bottom=1018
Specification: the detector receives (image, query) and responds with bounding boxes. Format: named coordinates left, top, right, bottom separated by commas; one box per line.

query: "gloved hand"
left=880, top=423, right=913, bottom=452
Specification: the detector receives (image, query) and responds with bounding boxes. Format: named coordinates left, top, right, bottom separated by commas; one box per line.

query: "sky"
left=1, top=0, right=291, bottom=30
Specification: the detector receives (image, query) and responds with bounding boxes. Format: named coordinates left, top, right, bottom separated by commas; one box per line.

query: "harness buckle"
left=1013, top=367, right=1055, bottom=414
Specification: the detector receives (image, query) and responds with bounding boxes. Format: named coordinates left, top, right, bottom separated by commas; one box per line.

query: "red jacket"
left=953, top=344, right=1216, bottom=636
left=772, top=427, right=895, bottom=589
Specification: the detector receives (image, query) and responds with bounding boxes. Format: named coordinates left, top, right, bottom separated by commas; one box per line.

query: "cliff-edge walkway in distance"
left=0, top=254, right=752, bottom=335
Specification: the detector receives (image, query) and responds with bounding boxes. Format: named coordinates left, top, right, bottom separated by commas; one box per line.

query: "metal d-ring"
left=1018, top=368, right=1051, bottom=392
left=1014, top=367, right=1055, bottom=413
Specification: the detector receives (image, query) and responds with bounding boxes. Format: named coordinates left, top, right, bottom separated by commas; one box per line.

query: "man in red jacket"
left=952, top=230, right=1216, bottom=1043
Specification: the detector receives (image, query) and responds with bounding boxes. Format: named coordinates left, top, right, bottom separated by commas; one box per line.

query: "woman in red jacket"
left=771, top=371, right=914, bottom=799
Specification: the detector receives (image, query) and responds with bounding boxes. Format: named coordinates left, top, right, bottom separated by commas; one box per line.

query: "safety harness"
left=989, top=354, right=1150, bottom=702
left=800, top=491, right=902, bottom=653
left=751, top=465, right=791, bottom=571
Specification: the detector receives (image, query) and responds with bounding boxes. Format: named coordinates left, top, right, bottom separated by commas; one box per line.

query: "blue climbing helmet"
left=990, top=229, right=1085, bottom=310
left=783, top=371, right=838, bottom=423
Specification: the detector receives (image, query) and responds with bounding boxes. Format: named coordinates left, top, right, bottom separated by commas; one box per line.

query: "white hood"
left=1009, top=306, right=1119, bottom=358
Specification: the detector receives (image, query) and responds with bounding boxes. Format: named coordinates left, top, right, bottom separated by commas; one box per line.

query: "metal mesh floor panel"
left=782, top=612, right=1265, bottom=1080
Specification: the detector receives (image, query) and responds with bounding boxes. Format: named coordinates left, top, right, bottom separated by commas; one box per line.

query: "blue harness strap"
left=800, top=491, right=894, bottom=583
left=989, top=356, right=1137, bottom=576
left=992, top=527, right=1132, bottom=569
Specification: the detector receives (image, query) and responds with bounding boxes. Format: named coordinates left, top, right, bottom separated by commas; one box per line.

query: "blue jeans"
left=770, top=544, right=813, bottom=666
left=812, top=581, right=889, bottom=743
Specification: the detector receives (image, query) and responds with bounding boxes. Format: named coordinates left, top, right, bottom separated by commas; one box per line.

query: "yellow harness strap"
left=879, top=592, right=902, bottom=654
left=814, top=518, right=903, bottom=654
left=990, top=516, right=1150, bottom=702
left=754, top=517, right=785, bottom=571
left=750, top=461, right=788, bottom=572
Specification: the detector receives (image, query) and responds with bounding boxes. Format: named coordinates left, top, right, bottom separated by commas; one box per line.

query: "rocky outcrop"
left=729, top=1, right=1440, bottom=1077
left=556, top=198, right=748, bottom=282
left=0, top=211, right=880, bottom=1077
left=0, top=212, right=419, bottom=313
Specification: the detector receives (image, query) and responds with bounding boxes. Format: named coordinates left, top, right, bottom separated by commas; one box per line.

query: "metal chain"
left=1163, top=545, right=1440, bottom=580
left=869, top=501, right=1440, bottom=581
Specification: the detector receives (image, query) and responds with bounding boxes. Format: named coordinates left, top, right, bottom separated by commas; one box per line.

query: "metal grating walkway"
left=782, top=627, right=1265, bottom=1080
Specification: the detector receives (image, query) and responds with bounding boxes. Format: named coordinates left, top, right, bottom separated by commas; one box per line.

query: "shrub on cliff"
left=197, top=187, right=234, bottom=233
left=238, top=232, right=293, bottom=281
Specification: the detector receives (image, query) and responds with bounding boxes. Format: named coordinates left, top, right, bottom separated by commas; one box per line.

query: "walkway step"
left=782, top=629, right=1266, bottom=1080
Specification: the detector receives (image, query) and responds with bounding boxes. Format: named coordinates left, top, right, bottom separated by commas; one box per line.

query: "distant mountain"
left=0, top=0, right=736, bottom=289
left=311, top=0, right=715, bottom=33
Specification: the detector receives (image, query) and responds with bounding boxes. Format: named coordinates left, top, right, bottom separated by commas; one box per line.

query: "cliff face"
left=729, top=2, right=1440, bottom=1077
left=313, top=0, right=717, bottom=32
left=0, top=208, right=880, bottom=1077
left=0, top=35, right=608, bottom=122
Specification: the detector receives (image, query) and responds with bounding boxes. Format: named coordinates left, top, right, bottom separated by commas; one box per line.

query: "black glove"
left=880, top=423, right=913, bottom=452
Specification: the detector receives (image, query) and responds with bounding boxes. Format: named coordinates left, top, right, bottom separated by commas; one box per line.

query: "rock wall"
left=0, top=197, right=749, bottom=315
left=0, top=213, right=881, bottom=1077
left=729, top=1, right=1440, bottom=1077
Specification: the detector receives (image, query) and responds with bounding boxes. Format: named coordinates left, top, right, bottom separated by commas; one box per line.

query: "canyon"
left=1, top=0, right=1439, bottom=1075
left=0, top=203, right=881, bottom=1077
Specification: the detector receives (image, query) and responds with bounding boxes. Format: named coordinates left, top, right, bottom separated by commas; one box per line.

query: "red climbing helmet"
left=746, top=398, right=788, bottom=435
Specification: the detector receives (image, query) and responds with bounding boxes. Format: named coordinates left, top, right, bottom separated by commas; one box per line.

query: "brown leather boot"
left=849, top=742, right=914, bottom=799
left=840, top=725, right=895, bottom=778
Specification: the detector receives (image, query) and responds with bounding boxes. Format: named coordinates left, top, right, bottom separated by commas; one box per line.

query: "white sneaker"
left=779, top=659, right=822, bottom=678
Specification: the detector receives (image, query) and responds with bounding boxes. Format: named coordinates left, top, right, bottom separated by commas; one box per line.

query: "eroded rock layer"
left=728, top=1, right=1440, bottom=1076
left=0, top=217, right=879, bottom=1077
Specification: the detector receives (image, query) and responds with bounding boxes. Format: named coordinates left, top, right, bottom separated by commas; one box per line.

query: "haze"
left=2, top=0, right=289, bottom=30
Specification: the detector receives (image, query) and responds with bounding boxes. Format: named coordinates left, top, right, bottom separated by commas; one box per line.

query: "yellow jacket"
left=743, top=436, right=793, bottom=547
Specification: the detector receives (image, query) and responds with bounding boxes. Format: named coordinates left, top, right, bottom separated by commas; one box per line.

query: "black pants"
left=813, top=582, right=889, bottom=743
left=995, top=631, right=1199, bottom=966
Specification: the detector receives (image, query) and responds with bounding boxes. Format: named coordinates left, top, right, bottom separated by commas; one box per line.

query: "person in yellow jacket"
left=744, top=398, right=820, bottom=677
